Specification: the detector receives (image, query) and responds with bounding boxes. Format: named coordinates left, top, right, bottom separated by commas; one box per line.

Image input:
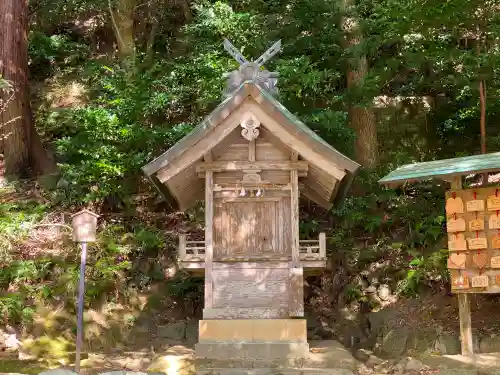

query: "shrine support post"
left=204, top=169, right=214, bottom=310
left=452, top=177, right=474, bottom=357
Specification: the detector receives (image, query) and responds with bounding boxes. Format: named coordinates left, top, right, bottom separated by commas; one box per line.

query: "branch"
left=0, top=93, right=16, bottom=113
left=109, top=0, right=126, bottom=52
left=33, top=223, right=73, bottom=232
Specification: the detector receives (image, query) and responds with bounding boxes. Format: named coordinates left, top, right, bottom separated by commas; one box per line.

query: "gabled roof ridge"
left=142, top=83, right=253, bottom=176
left=246, top=82, right=360, bottom=173
left=142, top=80, right=361, bottom=208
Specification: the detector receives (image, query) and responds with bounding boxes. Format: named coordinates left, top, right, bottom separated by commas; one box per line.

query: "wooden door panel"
left=278, top=198, right=292, bottom=256
left=214, top=200, right=279, bottom=258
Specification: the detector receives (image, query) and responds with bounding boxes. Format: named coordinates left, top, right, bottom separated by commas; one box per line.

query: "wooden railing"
left=179, top=232, right=326, bottom=262
left=178, top=234, right=205, bottom=261
left=299, top=233, right=326, bottom=260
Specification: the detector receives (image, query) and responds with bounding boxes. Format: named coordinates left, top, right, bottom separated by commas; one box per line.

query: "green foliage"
left=165, top=275, right=204, bottom=298
left=398, top=248, right=449, bottom=296
left=344, top=283, right=366, bottom=304
left=330, top=173, right=449, bottom=296
left=29, top=31, right=90, bottom=79
left=0, top=201, right=50, bottom=262
left=0, top=193, right=171, bottom=325
left=0, top=293, right=31, bottom=325
left=17, top=0, right=500, bottom=325
left=50, top=62, right=195, bottom=205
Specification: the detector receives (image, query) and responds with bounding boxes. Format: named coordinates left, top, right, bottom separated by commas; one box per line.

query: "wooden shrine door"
left=213, top=198, right=291, bottom=259
left=207, top=197, right=302, bottom=318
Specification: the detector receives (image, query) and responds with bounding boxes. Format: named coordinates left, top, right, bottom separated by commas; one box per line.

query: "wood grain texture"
left=458, top=293, right=473, bottom=356
left=178, top=259, right=327, bottom=276
left=244, top=99, right=346, bottom=181
left=204, top=170, right=214, bottom=308
left=202, top=307, right=289, bottom=319
left=255, top=139, right=290, bottom=161
left=213, top=197, right=292, bottom=258
left=280, top=198, right=292, bottom=256
left=451, top=177, right=474, bottom=358
left=0, top=0, right=30, bottom=175
left=212, top=170, right=291, bottom=185
left=304, top=163, right=336, bottom=203
left=249, top=139, right=256, bottom=161
left=213, top=261, right=289, bottom=269
left=144, top=83, right=360, bottom=211
left=214, top=190, right=291, bottom=198
left=291, top=169, right=300, bottom=264
left=197, top=160, right=308, bottom=173
left=445, top=185, right=500, bottom=294
left=198, top=319, right=307, bottom=341
left=213, top=200, right=278, bottom=258
left=167, top=163, right=204, bottom=210
left=156, top=102, right=251, bottom=183
left=212, top=266, right=289, bottom=309
left=211, top=128, right=247, bottom=160
left=288, top=266, right=304, bottom=317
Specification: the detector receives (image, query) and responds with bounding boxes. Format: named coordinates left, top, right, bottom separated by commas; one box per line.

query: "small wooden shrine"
left=143, top=40, right=360, bottom=361
left=379, top=151, right=500, bottom=357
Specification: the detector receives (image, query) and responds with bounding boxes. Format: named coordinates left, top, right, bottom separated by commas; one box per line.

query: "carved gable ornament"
left=240, top=112, right=261, bottom=141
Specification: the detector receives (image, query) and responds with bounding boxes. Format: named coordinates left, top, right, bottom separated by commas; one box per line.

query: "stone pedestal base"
left=195, top=341, right=309, bottom=361
left=196, top=319, right=309, bottom=361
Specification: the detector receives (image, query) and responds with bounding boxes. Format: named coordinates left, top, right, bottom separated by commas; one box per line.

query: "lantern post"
left=71, top=209, right=99, bottom=373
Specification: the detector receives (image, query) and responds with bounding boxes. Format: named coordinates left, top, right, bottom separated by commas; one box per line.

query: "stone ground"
left=3, top=293, right=500, bottom=375
left=78, top=344, right=500, bottom=375
left=2, top=341, right=497, bottom=375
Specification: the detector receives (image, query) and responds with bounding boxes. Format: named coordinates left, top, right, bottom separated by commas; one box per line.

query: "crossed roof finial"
left=223, top=39, right=282, bottom=96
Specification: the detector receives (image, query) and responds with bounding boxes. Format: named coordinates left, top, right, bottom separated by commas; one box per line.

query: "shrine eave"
left=142, top=81, right=361, bottom=209
left=379, top=152, right=500, bottom=187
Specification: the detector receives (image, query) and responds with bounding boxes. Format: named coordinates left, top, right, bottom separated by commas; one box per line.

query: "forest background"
left=1, top=0, right=500, bottom=359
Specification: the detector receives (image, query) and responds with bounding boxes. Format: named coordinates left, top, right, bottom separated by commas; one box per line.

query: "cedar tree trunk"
left=0, top=0, right=56, bottom=181
left=342, top=0, right=378, bottom=169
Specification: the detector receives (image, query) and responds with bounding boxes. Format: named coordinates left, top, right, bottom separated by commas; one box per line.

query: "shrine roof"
left=142, top=81, right=360, bottom=210
left=379, top=152, right=500, bottom=186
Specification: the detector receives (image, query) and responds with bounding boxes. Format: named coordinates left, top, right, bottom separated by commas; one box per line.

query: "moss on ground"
left=0, top=359, right=49, bottom=375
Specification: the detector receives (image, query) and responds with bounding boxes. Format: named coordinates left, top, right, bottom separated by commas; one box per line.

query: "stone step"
left=195, top=342, right=309, bottom=362
left=197, top=368, right=356, bottom=375
left=194, top=340, right=359, bottom=371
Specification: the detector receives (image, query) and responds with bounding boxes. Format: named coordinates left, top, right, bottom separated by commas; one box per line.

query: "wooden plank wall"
left=211, top=263, right=289, bottom=309
left=213, top=129, right=290, bottom=162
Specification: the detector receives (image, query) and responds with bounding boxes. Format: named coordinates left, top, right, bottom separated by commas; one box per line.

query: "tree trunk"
left=177, top=0, right=192, bottom=23
left=0, top=0, right=56, bottom=182
left=342, top=0, right=378, bottom=169
left=0, top=0, right=30, bottom=179
left=479, top=79, right=486, bottom=154
left=477, top=26, right=487, bottom=185
left=110, top=0, right=136, bottom=61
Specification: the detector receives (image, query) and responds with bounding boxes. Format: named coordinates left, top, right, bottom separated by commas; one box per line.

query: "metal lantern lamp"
left=71, top=209, right=99, bottom=373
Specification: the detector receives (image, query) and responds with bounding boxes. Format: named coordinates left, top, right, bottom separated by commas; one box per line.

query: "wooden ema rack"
left=446, top=186, right=500, bottom=293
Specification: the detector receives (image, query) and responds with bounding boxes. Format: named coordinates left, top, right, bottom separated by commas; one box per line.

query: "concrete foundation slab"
left=196, top=368, right=356, bottom=375
left=195, top=342, right=310, bottom=361
left=198, top=319, right=307, bottom=342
